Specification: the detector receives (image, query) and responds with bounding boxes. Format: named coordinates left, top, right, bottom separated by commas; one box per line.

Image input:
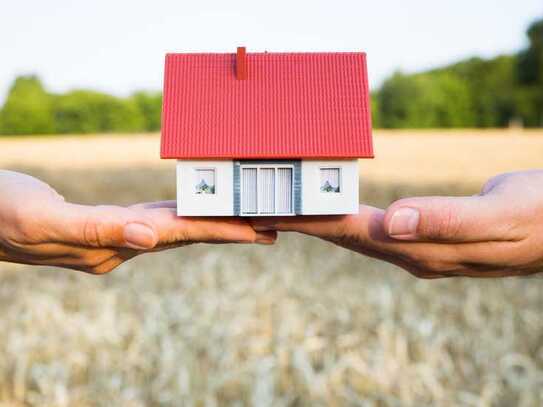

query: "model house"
left=160, top=47, right=373, bottom=216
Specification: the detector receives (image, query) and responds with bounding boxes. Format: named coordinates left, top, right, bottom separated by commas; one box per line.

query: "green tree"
left=447, top=56, right=516, bottom=127
left=517, top=19, right=543, bottom=85
left=418, top=72, right=475, bottom=127
left=0, top=75, right=55, bottom=135
left=53, top=90, right=144, bottom=133
left=370, top=93, right=380, bottom=128
left=373, top=18, right=543, bottom=129
left=377, top=71, right=474, bottom=128
left=516, top=19, right=543, bottom=126
left=131, top=91, right=162, bottom=131
left=377, top=72, right=419, bottom=128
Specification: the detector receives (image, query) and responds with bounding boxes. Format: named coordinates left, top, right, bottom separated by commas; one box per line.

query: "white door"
left=241, top=166, right=293, bottom=215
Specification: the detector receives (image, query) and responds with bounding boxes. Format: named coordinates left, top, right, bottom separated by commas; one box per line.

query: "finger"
left=145, top=209, right=277, bottom=245
left=51, top=204, right=277, bottom=249
left=0, top=246, right=127, bottom=270
left=252, top=214, right=352, bottom=237
left=250, top=207, right=535, bottom=278
left=251, top=206, right=410, bottom=258
left=383, top=195, right=523, bottom=243
left=150, top=230, right=278, bottom=252
left=47, top=203, right=159, bottom=250
left=51, top=252, right=133, bottom=275
left=129, top=201, right=178, bottom=210
left=250, top=206, right=472, bottom=271
left=0, top=240, right=119, bottom=262
left=84, top=249, right=138, bottom=274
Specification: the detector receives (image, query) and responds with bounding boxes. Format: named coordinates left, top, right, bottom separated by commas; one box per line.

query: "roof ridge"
left=166, top=51, right=366, bottom=56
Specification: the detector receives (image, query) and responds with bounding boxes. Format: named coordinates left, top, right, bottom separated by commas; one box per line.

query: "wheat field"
left=0, top=131, right=542, bottom=406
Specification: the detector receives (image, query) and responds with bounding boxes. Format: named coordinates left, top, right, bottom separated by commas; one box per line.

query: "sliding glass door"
left=241, top=166, right=293, bottom=215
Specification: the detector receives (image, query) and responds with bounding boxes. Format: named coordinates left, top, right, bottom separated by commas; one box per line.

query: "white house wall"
left=177, top=160, right=234, bottom=216
left=301, top=159, right=359, bottom=215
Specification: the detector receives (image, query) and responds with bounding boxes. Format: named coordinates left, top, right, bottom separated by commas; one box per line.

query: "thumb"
left=383, top=195, right=516, bottom=242
left=48, top=203, right=158, bottom=249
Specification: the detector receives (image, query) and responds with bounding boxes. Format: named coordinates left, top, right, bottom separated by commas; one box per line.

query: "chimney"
left=236, top=46, right=247, bottom=80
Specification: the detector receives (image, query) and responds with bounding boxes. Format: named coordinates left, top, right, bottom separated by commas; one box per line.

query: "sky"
left=1, top=0, right=541, bottom=103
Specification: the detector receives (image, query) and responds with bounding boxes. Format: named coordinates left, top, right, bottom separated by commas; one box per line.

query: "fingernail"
left=388, top=207, right=419, bottom=239
left=124, top=222, right=156, bottom=249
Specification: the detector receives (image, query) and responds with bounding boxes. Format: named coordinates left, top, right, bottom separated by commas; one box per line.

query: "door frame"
left=239, top=164, right=295, bottom=216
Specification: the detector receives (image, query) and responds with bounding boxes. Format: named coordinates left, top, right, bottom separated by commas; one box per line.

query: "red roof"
left=161, top=51, right=373, bottom=159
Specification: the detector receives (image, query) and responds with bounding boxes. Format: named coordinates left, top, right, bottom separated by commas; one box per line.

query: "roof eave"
left=160, top=154, right=374, bottom=160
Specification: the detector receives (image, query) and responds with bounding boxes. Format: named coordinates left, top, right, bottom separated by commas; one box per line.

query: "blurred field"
left=1, top=129, right=543, bottom=185
left=0, top=130, right=542, bottom=406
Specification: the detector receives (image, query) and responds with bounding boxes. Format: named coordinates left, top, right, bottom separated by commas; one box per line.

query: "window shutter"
left=242, top=168, right=257, bottom=214
left=259, top=168, right=275, bottom=214
left=277, top=168, right=293, bottom=213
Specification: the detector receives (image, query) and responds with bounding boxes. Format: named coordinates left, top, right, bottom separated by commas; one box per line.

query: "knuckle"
left=82, top=205, right=126, bottom=247
left=424, top=206, right=462, bottom=240
left=89, top=266, right=114, bottom=275
left=82, top=208, right=116, bottom=247
left=82, top=250, right=117, bottom=268
left=83, top=266, right=107, bottom=275
left=85, top=262, right=117, bottom=275
left=83, top=217, right=102, bottom=247
left=405, top=252, right=458, bottom=276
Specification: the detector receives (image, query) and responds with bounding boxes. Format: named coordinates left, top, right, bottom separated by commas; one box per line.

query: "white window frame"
left=194, top=167, right=217, bottom=195
left=240, top=164, right=295, bottom=216
left=319, top=166, right=342, bottom=194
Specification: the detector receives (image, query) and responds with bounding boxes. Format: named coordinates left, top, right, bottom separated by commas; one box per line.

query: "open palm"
left=0, top=170, right=276, bottom=274
left=252, top=170, right=543, bottom=278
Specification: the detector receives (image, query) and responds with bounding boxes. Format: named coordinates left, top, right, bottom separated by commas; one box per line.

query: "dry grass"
left=365, top=129, right=543, bottom=186
left=1, top=129, right=543, bottom=185
left=0, top=131, right=542, bottom=406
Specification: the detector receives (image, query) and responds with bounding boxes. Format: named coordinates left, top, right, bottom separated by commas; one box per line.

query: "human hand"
left=0, top=170, right=276, bottom=274
left=252, top=170, right=543, bottom=278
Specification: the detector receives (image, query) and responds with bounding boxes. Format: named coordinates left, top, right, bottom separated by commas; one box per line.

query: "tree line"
left=0, top=18, right=541, bottom=135
left=0, top=79, right=162, bottom=135
left=373, top=18, right=542, bottom=128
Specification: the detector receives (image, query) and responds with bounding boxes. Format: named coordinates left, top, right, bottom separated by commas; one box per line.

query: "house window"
left=195, top=169, right=215, bottom=194
left=320, top=168, right=340, bottom=193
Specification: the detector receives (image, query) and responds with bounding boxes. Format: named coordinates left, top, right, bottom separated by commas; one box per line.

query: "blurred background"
left=0, top=1, right=542, bottom=406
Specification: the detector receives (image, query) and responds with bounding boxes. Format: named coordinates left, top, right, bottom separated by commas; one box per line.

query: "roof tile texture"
left=161, top=52, right=373, bottom=159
